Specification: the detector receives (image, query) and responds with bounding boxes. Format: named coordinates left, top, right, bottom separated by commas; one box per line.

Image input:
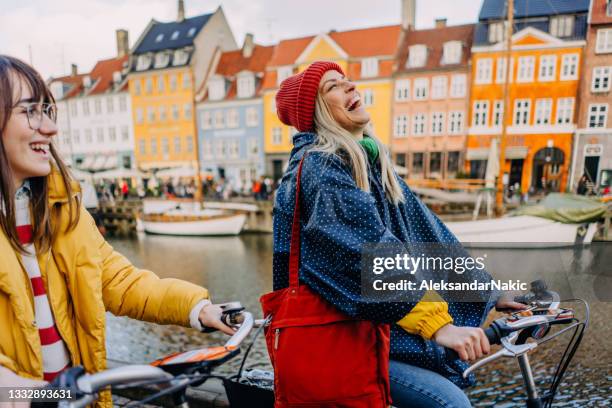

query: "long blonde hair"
left=312, top=93, right=405, bottom=204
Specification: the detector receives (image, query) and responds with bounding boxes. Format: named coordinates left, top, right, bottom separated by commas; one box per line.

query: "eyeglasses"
left=18, top=103, right=57, bottom=131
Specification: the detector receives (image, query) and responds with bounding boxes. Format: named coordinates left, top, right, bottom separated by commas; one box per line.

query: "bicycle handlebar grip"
left=443, top=326, right=501, bottom=361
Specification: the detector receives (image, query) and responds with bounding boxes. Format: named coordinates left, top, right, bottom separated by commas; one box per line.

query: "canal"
left=106, top=234, right=611, bottom=407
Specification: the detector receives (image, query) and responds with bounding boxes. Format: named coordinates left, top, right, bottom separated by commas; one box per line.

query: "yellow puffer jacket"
left=0, top=169, right=210, bottom=407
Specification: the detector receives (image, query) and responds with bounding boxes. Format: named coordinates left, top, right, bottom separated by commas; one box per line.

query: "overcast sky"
left=0, top=0, right=482, bottom=79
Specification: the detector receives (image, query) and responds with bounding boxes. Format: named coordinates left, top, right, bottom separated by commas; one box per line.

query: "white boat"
left=141, top=208, right=246, bottom=236
left=446, top=215, right=598, bottom=248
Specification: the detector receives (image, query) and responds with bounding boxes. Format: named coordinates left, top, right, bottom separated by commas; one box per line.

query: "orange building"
left=468, top=28, right=585, bottom=194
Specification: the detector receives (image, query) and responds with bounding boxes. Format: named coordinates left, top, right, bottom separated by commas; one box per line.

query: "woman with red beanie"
left=267, top=61, right=525, bottom=407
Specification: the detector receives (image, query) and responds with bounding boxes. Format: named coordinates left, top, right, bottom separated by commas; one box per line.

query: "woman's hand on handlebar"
left=495, top=292, right=529, bottom=312
left=433, top=324, right=491, bottom=362
left=199, top=303, right=236, bottom=335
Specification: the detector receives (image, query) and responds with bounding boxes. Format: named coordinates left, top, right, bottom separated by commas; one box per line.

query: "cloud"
left=0, top=0, right=480, bottom=79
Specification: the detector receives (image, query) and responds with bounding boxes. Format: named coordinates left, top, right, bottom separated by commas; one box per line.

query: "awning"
left=466, top=148, right=489, bottom=161
left=79, top=156, right=95, bottom=170
left=105, top=155, right=118, bottom=170
left=505, top=146, right=528, bottom=160
left=155, top=166, right=196, bottom=178
left=91, top=156, right=108, bottom=171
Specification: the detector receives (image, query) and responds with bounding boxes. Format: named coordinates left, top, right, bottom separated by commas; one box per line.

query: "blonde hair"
left=312, top=92, right=405, bottom=204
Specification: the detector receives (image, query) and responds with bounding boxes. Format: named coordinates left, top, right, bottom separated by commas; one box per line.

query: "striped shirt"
left=15, top=182, right=71, bottom=381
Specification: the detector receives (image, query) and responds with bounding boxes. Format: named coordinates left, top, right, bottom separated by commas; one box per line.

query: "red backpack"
left=260, top=155, right=392, bottom=407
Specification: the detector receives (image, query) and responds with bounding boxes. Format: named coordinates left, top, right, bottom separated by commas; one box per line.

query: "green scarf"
left=359, top=136, right=379, bottom=163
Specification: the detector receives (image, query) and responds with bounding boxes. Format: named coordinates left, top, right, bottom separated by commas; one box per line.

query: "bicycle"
left=33, top=281, right=588, bottom=408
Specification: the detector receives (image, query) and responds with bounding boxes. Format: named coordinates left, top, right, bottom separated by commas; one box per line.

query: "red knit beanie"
left=276, top=61, right=344, bottom=133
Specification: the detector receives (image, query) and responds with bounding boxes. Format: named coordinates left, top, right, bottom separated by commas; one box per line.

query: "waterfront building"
left=392, top=20, right=474, bottom=180
left=128, top=1, right=236, bottom=170
left=196, top=34, right=274, bottom=189
left=467, top=0, right=589, bottom=195
left=50, top=30, right=134, bottom=171
left=571, top=0, right=612, bottom=192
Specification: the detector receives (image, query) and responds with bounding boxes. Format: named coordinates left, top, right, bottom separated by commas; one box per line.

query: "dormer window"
left=361, top=58, right=378, bottom=78
left=550, top=15, right=574, bottom=38
left=171, top=30, right=180, bottom=40
left=407, top=45, right=427, bottom=68
left=208, top=77, right=226, bottom=101
left=188, top=27, right=196, bottom=37
left=237, top=73, right=255, bottom=98
left=136, top=54, right=152, bottom=71
left=83, top=76, right=92, bottom=88
left=112, top=71, right=121, bottom=84
left=173, top=49, right=189, bottom=66
left=442, top=41, right=462, bottom=65
left=154, top=52, right=170, bottom=68
left=489, top=21, right=506, bottom=43
left=155, top=33, right=164, bottom=42
left=277, top=66, right=293, bottom=87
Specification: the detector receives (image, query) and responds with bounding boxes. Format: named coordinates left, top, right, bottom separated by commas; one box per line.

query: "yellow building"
left=261, top=25, right=402, bottom=180
left=128, top=4, right=236, bottom=169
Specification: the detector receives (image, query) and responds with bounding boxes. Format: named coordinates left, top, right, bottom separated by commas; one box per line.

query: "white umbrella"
left=155, top=166, right=196, bottom=178
left=93, top=168, right=147, bottom=181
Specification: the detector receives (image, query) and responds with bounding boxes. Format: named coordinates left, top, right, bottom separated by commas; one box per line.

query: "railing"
left=405, top=178, right=487, bottom=192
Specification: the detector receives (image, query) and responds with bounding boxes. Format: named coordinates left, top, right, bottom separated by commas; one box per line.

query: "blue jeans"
left=389, top=360, right=472, bottom=408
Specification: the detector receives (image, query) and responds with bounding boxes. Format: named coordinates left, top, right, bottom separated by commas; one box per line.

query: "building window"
left=472, top=101, right=489, bottom=127
left=154, top=52, right=169, bottom=69
left=171, top=30, right=179, bottom=40
left=109, top=127, right=117, bottom=142
left=184, top=103, right=192, bottom=119
left=96, top=128, right=104, bottom=143
left=94, top=99, right=102, bottom=115
left=407, top=44, right=427, bottom=68
left=70, top=101, right=78, bottom=116
left=538, top=55, right=557, bottom=81
left=161, top=137, right=169, bottom=154
left=183, top=73, right=191, bottom=89
left=272, top=127, right=282, bottom=145
left=550, top=15, right=574, bottom=38
left=145, top=77, right=153, bottom=94
left=597, top=28, right=612, bottom=53
left=214, top=110, right=225, bottom=128
left=201, top=111, right=212, bottom=129
left=73, top=130, right=80, bottom=144
left=159, top=106, right=167, bottom=121
left=592, top=66, right=611, bottom=92
left=170, top=75, right=177, bottom=91
left=450, top=74, right=467, bottom=97
left=186, top=136, right=193, bottom=153
left=155, top=33, right=164, bottom=42
left=412, top=113, right=426, bottom=136
left=203, top=141, right=212, bottom=158
left=361, top=58, right=378, bottom=78
left=475, top=58, right=493, bottom=84
left=442, top=41, right=462, bottom=65
left=429, top=152, right=442, bottom=174
left=237, top=74, right=255, bottom=98
left=136, top=108, right=144, bottom=124
left=85, top=130, right=92, bottom=143
left=535, top=99, right=552, bottom=125
left=431, top=76, right=447, bottom=99
left=247, top=137, right=259, bottom=156
left=413, top=78, right=428, bottom=100
left=121, top=126, right=129, bottom=141
left=139, top=139, right=146, bottom=155
left=157, top=75, right=165, bottom=92
left=106, top=97, right=114, bottom=113
left=395, top=79, right=410, bottom=101
left=412, top=152, right=424, bottom=173
left=608, top=0, right=612, bottom=16
left=556, top=98, right=574, bottom=124
left=493, top=100, right=504, bottom=126
left=496, top=57, right=509, bottom=83
left=227, top=109, right=239, bottom=128
left=513, top=99, right=531, bottom=125
left=517, top=56, right=535, bottom=82
left=147, top=107, right=155, bottom=122
left=362, top=89, right=374, bottom=106
left=136, top=55, right=151, bottom=71
left=173, top=50, right=189, bottom=66
left=134, top=81, right=141, bottom=95
left=395, top=153, right=407, bottom=168
left=172, top=104, right=179, bottom=120
left=208, top=78, right=225, bottom=100
left=188, top=27, right=196, bottom=37
left=448, top=111, right=464, bottom=134
left=447, top=151, right=460, bottom=173
left=431, top=112, right=445, bottom=135
left=394, top=115, right=408, bottom=137
left=246, top=107, right=259, bottom=127
left=588, top=104, right=608, bottom=128
left=489, top=21, right=506, bottom=43
left=561, top=54, right=579, bottom=80
left=277, top=66, right=293, bottom=86
left=119, top=96, right=127, bottom=112
left=174, top=136, right=181, bottom=153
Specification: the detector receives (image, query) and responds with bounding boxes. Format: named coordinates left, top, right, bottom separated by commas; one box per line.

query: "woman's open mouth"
left=346, top=95, right=361, bottom=112
left=30, top=143, right=50, bottom=158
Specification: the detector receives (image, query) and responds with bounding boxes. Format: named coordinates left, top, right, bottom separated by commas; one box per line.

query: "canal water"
left=106, top=234, right=611, bottom=407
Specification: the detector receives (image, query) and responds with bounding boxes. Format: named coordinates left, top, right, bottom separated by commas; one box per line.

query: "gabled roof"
left=396, top=24, right=474, bottom=73
left=479, top=0, right=590, bottom=20
left=267, top=35, right=315, bottom=67
left=134, top=13, right=211, bottom=54
left=49, top=73, right=87, bottom=99
left=329, top=24, right=402, bottom=57
left=88, top=55, right=129, bottom=95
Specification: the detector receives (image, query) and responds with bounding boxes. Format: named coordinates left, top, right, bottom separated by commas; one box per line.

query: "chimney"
left=116, top=29, right=129, bottom=58
left=435, top=18, right=447, bottom=28
left=242, top=33, right=254, bottom=58
left=401, top=0, right=416, bottom=30
left=177, top=0, right=185, bottom=22
left=71, top=63, right=78, bottom=76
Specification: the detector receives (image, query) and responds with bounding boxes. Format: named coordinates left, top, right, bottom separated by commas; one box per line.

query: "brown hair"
left=0, top=55, right=79, bottom=254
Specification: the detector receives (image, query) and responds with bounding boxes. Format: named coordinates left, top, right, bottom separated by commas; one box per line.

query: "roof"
left=267, top=35, right=315, bottom=67
left=396, top=24, right=474, bottom=73
left=479, top=0, right=590, bottom=20
left=329, top=24, right=402, bottom=57
left=49, top=73, right=87, bottom=99
left=134, top=13, right=211, bottom=54
left=88, top=55, right=129, bottom=95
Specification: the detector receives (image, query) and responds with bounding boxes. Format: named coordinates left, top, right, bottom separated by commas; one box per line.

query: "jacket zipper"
left=274, top=328, right=280, bottom=350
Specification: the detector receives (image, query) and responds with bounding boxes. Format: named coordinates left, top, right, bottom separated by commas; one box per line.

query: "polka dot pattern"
left=271, top=132, right=497, bottom=388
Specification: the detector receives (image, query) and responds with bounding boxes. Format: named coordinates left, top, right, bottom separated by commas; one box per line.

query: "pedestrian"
left=0, top=55, right=234, bottom=407
left=577, top=174, right=588, bottom=195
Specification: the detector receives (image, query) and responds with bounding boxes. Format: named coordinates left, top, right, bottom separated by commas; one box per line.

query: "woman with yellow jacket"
left=0, top=55, right=233, bottom=406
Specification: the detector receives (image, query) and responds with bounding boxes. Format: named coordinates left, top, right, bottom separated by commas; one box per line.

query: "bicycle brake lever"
left=462, top=332, right=537, bottom=378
